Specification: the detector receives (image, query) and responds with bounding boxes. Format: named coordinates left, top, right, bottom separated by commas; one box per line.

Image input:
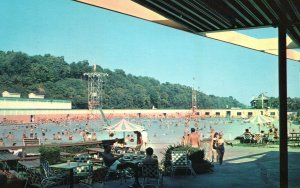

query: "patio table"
left=17, top=159, right=40, bottom=171
left=0, top=152, right=19, bottom=161
left=50, top=162, right=92, bottom=188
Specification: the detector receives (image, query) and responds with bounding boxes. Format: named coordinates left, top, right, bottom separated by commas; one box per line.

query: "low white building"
left=28, top=93, right=45, bottom=99
left=2, top=91, right=21, bottom=98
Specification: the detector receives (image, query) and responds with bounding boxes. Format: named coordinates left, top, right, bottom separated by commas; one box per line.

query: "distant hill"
left=0, top=50, right=246, bottom=109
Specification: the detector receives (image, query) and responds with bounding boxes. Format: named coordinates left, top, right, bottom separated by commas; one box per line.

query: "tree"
left=0, top=50, right=253, bottom=110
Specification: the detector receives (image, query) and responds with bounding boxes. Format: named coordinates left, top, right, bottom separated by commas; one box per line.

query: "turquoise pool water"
left=1, top=117, right=293, bottom=147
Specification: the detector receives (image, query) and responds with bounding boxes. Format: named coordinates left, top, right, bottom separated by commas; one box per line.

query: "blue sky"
left=0, top=0, right=300, bottom=105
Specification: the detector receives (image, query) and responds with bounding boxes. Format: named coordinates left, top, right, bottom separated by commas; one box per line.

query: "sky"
left=0, top=0, right=300, bottom=105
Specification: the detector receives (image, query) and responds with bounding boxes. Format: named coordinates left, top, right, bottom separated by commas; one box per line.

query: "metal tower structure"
left=83, top=66, right=108, bottom=110
left=192, top=87, right=197, bottom=111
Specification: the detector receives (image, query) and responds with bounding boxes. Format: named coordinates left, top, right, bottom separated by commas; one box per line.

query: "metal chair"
left=171, top=150, right=196, bottom=176
left=41, top=160, right=66, bottom=179
left=243, top=133, right=252, bottom=143
left=267, top=133, right=275, bottom=144
left=24, top=168, right=41, bottom=188
left=40, top=160, right=66, bottom=186
left=141, top=163, right=163, bottom=188
left=254, top=134, right=262, bottom=144
left=102, top=161, right=128, bottom=185
left=25, top=167, right=64, bottom=188
left=73, top=154, right=94, bottom=187
left=101, top=153, right=128, bottom=185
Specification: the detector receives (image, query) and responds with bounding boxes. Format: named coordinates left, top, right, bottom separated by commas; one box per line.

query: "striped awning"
left=248, top=114, right=275, bottom=124
left=105, top=119, right=144, bottom=132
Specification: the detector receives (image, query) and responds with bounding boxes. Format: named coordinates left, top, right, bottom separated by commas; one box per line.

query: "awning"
left=75, top=0, right=300, bottom=61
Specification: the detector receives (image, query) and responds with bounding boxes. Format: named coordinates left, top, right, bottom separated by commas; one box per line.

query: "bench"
left=288, top=133, right=300, bottom=147
left=289, top=140, right=300, bottom=146
left=23, top=138, right=41, bottom=146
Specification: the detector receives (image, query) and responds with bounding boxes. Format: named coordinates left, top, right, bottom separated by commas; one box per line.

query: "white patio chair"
left=171, top=150, right=196, bottom=177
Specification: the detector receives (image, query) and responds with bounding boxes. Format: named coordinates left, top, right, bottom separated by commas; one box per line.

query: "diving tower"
left=83, top=65, right=109, bottom=125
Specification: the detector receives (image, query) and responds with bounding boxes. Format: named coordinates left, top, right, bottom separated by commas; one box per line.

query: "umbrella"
left=248, top=114, right=275, bottom=132
left=105, top=119, right=144, bottom=132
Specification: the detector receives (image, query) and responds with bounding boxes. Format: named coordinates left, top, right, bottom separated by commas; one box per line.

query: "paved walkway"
left=57, top=145, right=300, bottom=188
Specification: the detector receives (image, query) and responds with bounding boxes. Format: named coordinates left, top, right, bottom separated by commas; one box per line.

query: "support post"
left=278, top=25, right=288, bottom=188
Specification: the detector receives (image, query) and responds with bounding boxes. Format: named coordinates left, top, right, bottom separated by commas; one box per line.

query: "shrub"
left=61, top=144, right=99, bottom=154
left=39, top=145, right=61, bottom=164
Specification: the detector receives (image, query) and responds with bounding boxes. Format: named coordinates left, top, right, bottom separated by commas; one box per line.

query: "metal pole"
left=278, top=25, right=288, bottom=188
left=262, top=93, right=264, bottom=109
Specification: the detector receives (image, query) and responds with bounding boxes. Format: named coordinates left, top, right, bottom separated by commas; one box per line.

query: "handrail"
left=0, top=140, right=103, bottom=151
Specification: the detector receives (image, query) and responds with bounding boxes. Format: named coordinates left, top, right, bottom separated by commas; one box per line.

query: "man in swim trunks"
left=189, top=128, right=200, bottom=148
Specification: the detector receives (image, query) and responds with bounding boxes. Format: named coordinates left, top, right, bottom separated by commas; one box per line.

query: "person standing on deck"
left=141, top=130, right=149, bottom=150
left=209, top=128, right=217, bottom=162
left=217, top=133, right=225, bottom=165
left=189, top=128, right=200, bottom=148
left=211, top=132, right=220, bottom=163
left=134, top=131, right=143, bottom=145
left=196, top=128, right=203, bottom=147
left=184, top=133, right=190, bottom=146
left=91, top=130, right=97, bottom=141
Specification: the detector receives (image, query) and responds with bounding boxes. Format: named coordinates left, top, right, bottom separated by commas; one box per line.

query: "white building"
left=2, top=91, right=21, bottom=98
left=28, top=93, right=45, bottom=99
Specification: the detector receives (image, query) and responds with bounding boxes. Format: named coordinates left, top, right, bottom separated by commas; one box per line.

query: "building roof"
left=75, top=0, right=300, bottom=61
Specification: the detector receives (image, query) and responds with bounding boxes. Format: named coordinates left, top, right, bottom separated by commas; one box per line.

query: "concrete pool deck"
left=61, top=145, right=300, bottom=188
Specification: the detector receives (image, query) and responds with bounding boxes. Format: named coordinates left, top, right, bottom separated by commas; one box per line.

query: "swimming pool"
left=1, top=117, right=295, bottom=147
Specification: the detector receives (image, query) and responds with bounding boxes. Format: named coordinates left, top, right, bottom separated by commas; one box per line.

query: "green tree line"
left=268, top=97, right=300, bottom=112
left=0, top=51, right=249, bottom=109
left=250, top=96, right=300, bottom=112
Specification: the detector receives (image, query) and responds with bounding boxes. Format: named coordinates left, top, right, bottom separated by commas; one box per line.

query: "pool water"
left=1, top=117, right=296, bottom=147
